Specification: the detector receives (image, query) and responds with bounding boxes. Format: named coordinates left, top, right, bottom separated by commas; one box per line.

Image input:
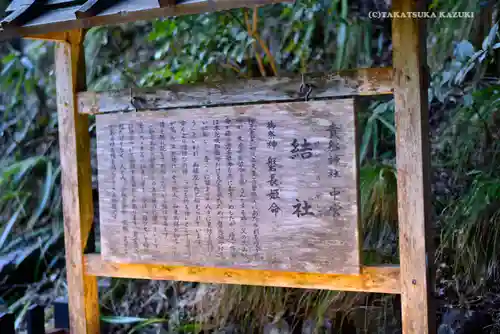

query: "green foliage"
left=84, top=0, right=390, bottom=91
left=358, top=99, right=395, bottom=164
left=102, top=315, right=171, bottom=334
left=427, top=0, right=481, bottom=72
left=435, top=84, right=500, bottom=176
left=0, top=40, right=64, bottom=329
left=360, top=163, right=398, bottom=263
left=453, top=23, right=500, bottom=85
left=439, top=176, right=500, bottom=285
left=436, top=79, right=500, bottom=287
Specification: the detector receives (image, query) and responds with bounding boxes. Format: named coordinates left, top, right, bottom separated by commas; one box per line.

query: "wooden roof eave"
left=0, top=0, right=293, bottom=40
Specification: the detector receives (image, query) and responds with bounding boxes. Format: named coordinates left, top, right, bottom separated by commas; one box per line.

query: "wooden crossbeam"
left=78, top=67, right=393, bottom=114
left=84, top=254, right=401, bottom=294
left=23, top=31, right=67, bottom=40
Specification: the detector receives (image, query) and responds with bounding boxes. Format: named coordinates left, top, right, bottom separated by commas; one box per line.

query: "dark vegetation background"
left=0, top=0, right=499, bottom=332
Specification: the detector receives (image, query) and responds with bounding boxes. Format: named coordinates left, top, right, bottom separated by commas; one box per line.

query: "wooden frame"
left=47, top=0, right=435, bottom=332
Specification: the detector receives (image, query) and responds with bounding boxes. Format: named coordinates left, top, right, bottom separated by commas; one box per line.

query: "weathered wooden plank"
left=96, top=100, right=360, bottom=274
left=0, top=0, right=293, bottom=39
left=392, top=0, right=435, bottom=333
left=78, top=67, right=393, bottom=114
left=24, top=31, right=67, bottom=40
left=84, top=254, right=401, bottom=294
left=56, top=30, right=100, bottom=334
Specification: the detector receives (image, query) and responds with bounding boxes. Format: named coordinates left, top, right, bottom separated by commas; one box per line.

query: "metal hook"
left=129, top=88, right=137, bottom=112
left=299, top=73, right=313, bottom=101
left=130, top=89, right=149, bottom=112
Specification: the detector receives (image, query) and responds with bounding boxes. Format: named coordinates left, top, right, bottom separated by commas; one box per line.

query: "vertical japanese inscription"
left=327, top=122, right=343, bottom=218
left=118, top=124, right=129, bottom=255
left=289, top=134, right=319, bottom=218
left=109, top=125, right=117, bottom=220
left=109, top=124, right=118, bottom=255
left=237, top=121, right=249, bottom=260
left=213, top=120, right=224, bottom=258
left=225, top=118, right=237, bottom=258
left=97, top=99, right=360, bottom=274
left=248, top=118, right=262, bottom=260
left=170, top=121, right=180, bottom=254
left=149, top=124, right=159, bottom=250
left=202, top=121, right=214, bottom=255
left=180, top=121, right=191, bottom=256
left=192, top=121, right=202, bottom=248
left=139, top=122, right=150, bottom=250
left=159, top=121, right=168, bottom=242
left=128, top=123, right=140, bottom=254
left=266, top=121, right=281, bottom=224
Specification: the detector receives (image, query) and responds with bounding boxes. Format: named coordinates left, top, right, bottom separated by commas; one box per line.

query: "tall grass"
left=436, top=80, right=500, bottom=287
left=0, top=40, right=67, bottom=328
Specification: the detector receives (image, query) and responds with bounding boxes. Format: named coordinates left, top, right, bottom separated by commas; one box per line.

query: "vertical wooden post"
left=392, top=1, right=435, bottom=333
left=56, top=30, right=100, bottom=334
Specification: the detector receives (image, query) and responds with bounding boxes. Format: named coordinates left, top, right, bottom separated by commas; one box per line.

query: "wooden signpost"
left=0, top=0, right=435, bottom=333
left=96, top=100, right=360, bottom=274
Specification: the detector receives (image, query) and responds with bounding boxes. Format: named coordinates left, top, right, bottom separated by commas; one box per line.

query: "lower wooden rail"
left=84, top=254, right=401, bottom=294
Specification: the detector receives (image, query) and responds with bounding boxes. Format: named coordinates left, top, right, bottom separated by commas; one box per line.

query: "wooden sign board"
left=96, top=99, right=360, bottom=274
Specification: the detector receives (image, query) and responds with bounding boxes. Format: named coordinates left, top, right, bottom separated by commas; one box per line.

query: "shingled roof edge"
left=0, top=0, right=292, bottom=40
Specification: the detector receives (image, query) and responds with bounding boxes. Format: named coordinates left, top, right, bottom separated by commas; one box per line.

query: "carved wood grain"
left=393, top=0, right=435, bottom=333
left=78, top=67, right=393, bottom=114
left=85, top=254, right=401, bottom=294
left=56, top=30, right=100, bottom=334
left=96, top=100, right=360, bottom=274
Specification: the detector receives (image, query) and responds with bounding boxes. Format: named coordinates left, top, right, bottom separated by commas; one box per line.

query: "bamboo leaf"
left=359, top=123, right=373, bottom=163
left=26, top=162, right=57, bottom=230
left=101, top=316, right=147, bottom=324
left=0, top=198, right=27, bottom=249
left=128, top=318, right=168, bottom=334
left=376, top=115, right=396, bottom=134
left=482, top=23, right=498, bottom=50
